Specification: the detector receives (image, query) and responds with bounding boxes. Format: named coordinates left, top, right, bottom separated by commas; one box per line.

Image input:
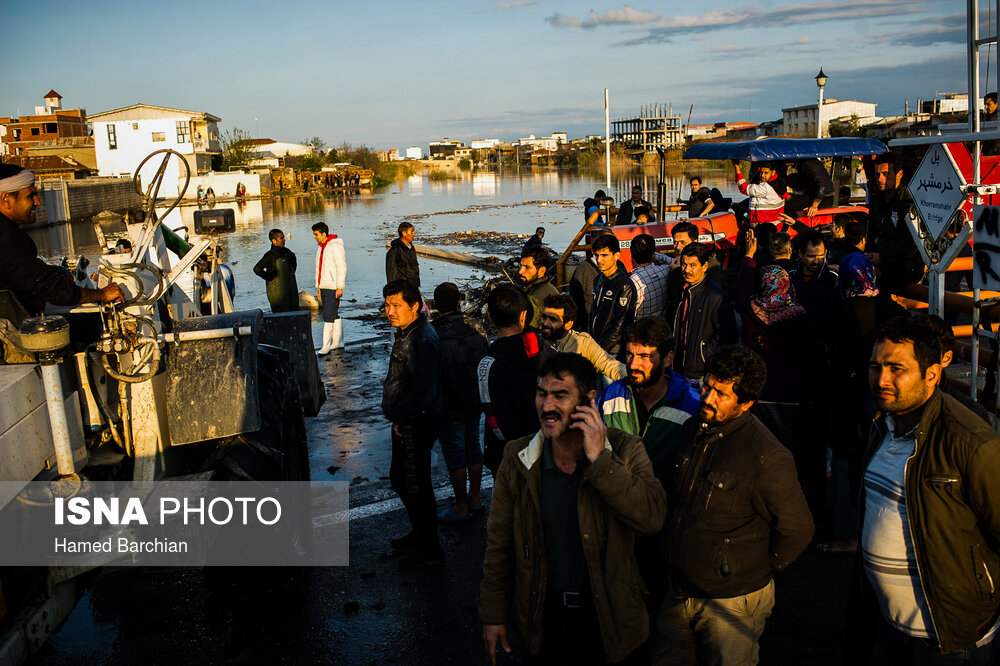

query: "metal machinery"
left=0, top=150, right=324, bottom=662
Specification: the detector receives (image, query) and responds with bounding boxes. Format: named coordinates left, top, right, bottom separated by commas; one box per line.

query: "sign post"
left=906, top=144, right=971, bottom=316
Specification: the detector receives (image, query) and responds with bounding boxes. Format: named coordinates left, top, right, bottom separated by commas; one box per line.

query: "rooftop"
left=5, top=154, right=92, bottom=172
left=88, top=103, right=221, bottom=123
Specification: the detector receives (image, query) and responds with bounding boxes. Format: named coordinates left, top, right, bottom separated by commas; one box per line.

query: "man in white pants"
left=312, top=222, right=347, bottom=355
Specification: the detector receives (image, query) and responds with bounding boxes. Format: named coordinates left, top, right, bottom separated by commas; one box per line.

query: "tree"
left=828, top=114, right=874, bottom=138
left=303, top=136, right=328, bottom=156
left=220, top=127, right=257, bottom=170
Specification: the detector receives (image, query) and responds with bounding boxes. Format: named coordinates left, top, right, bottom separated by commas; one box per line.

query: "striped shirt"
left=862, top=419, right=934, bottom=638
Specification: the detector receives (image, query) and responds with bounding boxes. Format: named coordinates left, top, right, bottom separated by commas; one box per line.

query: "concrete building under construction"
left=611, top=104, right=684, bottom=152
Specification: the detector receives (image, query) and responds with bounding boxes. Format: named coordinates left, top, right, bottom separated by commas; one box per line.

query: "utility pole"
left=604, top=88, right=611, bottom=192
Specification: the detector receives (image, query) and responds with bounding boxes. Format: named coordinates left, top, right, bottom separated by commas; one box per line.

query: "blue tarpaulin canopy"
left=682, top=137, right=888, bottom=162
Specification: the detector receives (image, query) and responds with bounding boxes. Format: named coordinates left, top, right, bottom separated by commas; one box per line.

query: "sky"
left=0, top=0, right=974, bottom=151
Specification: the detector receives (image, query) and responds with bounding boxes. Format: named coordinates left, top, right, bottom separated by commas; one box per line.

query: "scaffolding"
left=611, top=104, right=683, bottom=151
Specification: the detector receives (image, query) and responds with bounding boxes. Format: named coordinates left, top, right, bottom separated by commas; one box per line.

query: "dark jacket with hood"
left=867, top=187, right=924, bottom=292
left=381, top=314, right=440, bottom=424
left=385, top=237, right=420, bottom=288
left=569, top=257, right=600, bottom=331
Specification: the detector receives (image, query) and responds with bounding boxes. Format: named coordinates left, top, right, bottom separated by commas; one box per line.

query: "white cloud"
left=496, top=0, right=537, bottom=9
left=547, top=13, right=582, bottom=27
left=547, top=4, right=662, bottom=29
left=564, top=0, right=938, bottom=45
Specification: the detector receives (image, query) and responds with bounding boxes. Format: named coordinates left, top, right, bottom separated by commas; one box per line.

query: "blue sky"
left=0, top=0, right=970, bottom=151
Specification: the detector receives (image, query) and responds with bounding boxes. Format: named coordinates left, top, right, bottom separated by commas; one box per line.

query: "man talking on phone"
left=479, top=353, right=666, bottom=665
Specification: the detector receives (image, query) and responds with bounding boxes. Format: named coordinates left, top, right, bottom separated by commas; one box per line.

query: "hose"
left=100, top=261, right=167, bottom=307
left=100, top=338, right=160, bottom=384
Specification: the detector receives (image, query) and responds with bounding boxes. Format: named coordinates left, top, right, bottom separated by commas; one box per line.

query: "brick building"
left=0, top=91, right=88, bottom=157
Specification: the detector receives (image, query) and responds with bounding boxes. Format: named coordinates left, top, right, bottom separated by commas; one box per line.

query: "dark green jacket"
left=478, top=428, right=666, bottom=662
left=856, top=390, right=1000, bottom=654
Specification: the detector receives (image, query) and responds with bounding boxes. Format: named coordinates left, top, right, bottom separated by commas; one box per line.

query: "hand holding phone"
left=572, top=396, right=607, bottom=462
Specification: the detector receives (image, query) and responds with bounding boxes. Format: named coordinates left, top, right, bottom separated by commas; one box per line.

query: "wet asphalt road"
left=30, top=337, right=864, bottom=666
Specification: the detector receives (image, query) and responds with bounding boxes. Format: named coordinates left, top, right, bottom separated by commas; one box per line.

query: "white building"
left=514, top=132, right=567, bottom=152
left=405, top=146, right=423, bottom=159
left=246, top=139, right=314, bottom=167
left=782, top=98, right=878, bottom=137
left=918, top=93, right=969, bottom=114
left=470, top=139, right=500, bottom=149
left=89, top=103, right=221, bottom=197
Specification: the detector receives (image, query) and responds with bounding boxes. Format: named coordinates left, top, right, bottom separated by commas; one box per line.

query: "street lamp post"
left=815, top=68, right=827, bottom=138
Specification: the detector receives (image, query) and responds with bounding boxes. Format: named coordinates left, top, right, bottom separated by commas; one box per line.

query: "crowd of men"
left=376, top=156, right=1000, bottom=666
left=0, top=155, right=996, bottom=664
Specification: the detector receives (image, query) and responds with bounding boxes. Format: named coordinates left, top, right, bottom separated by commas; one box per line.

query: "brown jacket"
left=478, top=428, right=667, bottom=662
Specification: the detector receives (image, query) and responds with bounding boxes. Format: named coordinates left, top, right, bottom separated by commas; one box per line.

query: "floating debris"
left=402, top=199, right=577, bottom=221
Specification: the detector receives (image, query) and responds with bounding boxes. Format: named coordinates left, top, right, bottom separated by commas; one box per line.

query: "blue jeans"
left=438, top=416, right=482, bottom=472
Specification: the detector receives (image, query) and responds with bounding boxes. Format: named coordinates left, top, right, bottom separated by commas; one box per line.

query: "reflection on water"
left=26, top=166, right=732, bottom=343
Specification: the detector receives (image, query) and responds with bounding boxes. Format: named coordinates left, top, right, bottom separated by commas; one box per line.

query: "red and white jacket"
left=315, top=234, right=347, bottom=290
left=736, top=171, right=788, bottom=224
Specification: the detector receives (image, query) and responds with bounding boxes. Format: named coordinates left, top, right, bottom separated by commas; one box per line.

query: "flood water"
left=27, top=166, right=732, bottom=344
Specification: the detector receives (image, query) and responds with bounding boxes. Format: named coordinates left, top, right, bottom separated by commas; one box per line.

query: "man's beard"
left=541, top=324, right=565, bottom=341
left=628, top=362, right=664, bottom=388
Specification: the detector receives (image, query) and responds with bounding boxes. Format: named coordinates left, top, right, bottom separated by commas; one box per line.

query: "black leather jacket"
left=666, top=413, right=814, bottom=599
left=851, top=391, right=1000, bottom=654
left=381, top=314, right=440, bottom=424
left=589, top=267, right=636, bottom=357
